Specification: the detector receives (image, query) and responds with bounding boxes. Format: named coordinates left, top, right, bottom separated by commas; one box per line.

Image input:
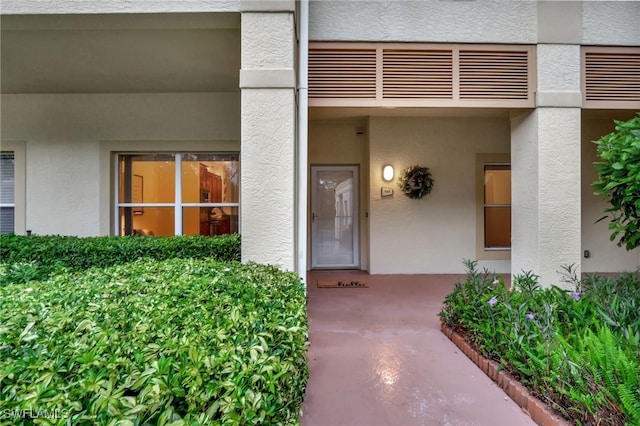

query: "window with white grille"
left=0, top=152, right=15, bottom=235
left=484, top=164, right=511, bottom=250
left=115, top=153, right=239, bottom=237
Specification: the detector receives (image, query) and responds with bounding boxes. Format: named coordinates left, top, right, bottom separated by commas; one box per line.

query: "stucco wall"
left=240, top=89, right=296, bottom=269
left=537, top=45, right=581, bottom=93
left=310, top=0, right=537, bottom=43
left=309, top=119, right=368, bottom=165
left=0, top=93, right=240, bottom=236
left=582, top=1, right=640, bottom=46
left=511, top=108, right=584, bottom=289
left=239, top=6, right=297, bottom=271
left=368, top=115, right=511, bottom=274
left=510, top=110, right=539, bottom=279
left=241, top=12, right=294, bottom=68
left=537, top=108, right=582, bottom=287
left=581, top=115, right=640, bottom=272
left=4, top=0, right=637, bottom=46
left=310, top=0, right=639, bottom=46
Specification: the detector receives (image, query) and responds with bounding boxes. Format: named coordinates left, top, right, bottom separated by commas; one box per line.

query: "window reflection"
left=484, top=165, right=511, bottom=249
left=119, top=154, right=175, bottom=204
left=183, top=207, right=239, bottom=236
left=118, top=207, right=174, bottom=237
left=181, top=154, right=239, bottom=204
left=117, top=153, right=239, bottom=237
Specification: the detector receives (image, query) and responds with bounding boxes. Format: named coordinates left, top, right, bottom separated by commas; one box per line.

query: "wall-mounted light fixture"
left=381, top=165, right=395, bottom=197
left=382, top=165, right=394, bottom=182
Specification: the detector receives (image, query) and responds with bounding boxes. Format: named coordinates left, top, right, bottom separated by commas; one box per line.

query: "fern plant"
left=565, top=325, right=640, bottom=425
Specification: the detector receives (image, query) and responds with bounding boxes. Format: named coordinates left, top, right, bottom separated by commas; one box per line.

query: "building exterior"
left=1, top=0, right=639, bottom=287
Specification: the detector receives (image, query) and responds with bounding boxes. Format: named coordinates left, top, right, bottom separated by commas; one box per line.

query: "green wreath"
left=398, top=165, right=434, bottom=199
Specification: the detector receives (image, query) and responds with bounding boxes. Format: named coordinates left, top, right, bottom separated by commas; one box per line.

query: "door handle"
left=312, top=213, right=316, bottom=223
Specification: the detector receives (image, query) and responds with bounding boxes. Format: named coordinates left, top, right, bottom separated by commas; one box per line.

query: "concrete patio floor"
left=301, top=271, right=536, bottom=426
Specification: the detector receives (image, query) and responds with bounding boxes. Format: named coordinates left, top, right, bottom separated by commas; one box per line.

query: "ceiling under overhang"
left=1, top=13, right=241, bottom=94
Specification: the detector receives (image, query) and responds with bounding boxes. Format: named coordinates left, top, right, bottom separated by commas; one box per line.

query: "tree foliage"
left=593, top=113, right=640, bottom=250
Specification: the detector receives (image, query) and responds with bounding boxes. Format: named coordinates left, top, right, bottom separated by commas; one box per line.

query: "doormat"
left=317, top=279, right=368, bottom=288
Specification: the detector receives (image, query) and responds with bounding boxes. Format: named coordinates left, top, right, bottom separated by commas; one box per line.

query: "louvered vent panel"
left=585, top=52, right=640, bottom=101
left=309, top=48, right=377, bottom=98
left=382, top=50, right=453, bottom=99
left=459, top=51, right=529, bottom=100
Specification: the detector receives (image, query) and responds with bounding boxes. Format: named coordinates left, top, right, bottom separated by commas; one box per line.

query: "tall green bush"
left=0, top=234, right=241, bottom=284
left=0, top=258, right=308, bottom=425
left=593, top=113, right=640, bottom=250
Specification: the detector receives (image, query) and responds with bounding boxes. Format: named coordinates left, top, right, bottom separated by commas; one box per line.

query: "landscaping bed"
left=439, top=260, right=640, bottom=426
left=0, top=235, right=308, bottom=425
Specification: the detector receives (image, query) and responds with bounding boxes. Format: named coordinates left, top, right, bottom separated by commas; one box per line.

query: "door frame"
left=310, top=165, right=360, bottom=269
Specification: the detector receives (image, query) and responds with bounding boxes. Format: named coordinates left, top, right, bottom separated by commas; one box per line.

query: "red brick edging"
left=440, top=324, right=572, bottom=426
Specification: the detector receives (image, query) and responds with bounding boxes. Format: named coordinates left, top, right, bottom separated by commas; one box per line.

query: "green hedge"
left=439, top=260, right=640, bottom=425
left=0, top=234, right=241, bottom=284
left=0, top=258, right=308, bottom=425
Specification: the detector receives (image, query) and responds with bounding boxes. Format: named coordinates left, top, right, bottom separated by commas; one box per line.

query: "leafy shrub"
left=593, top=113, right=640, bottom=250
left=0, top=234, right=241, bottom=284
left=0, top=258, right=308, bottom=425
left=439, top=260, right=640, bottom=426
left=581, top=272, right=640, bottom=344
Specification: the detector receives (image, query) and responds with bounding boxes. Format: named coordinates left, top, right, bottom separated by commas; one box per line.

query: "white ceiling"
left=1, top=13, right=241, bottom=94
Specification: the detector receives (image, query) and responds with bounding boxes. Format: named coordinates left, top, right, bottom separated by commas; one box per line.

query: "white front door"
left=311, top=165, right=359, bottom=269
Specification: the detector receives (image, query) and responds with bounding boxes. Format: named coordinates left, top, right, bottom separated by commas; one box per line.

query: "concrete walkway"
left=301, top=271, right=536, bottom=426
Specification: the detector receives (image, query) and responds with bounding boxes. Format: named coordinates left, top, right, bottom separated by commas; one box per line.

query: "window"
left=484, top=164, right=511, bottom=249
left=0, top=152, right=15, bottom=235
left=116, top=153, right=239, bottom=236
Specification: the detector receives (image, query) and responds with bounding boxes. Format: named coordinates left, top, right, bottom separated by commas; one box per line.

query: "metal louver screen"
left=585, top=52, right=640, bottom=102
left=383, top=49, right=453, bottom=99
left=459, top=50, right=530, bottom=100
left=308, top=48, right=377, bottom=98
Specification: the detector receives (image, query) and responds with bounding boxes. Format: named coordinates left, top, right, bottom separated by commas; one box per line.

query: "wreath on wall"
left=398, top=165, right=435, bottom=199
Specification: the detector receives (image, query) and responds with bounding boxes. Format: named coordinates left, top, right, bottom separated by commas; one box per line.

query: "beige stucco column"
left=511, top=42, right=582, bottom=289
left=240, top=0, right=297, bottom=270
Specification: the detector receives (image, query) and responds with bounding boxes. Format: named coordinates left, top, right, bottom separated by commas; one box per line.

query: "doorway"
left=311, top=165, right=360, bottom=269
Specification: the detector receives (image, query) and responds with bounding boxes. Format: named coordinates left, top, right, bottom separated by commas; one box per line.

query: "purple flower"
left=526, top=313, right=534, bottom=320
left=488, top=296, right=498, bottom=307
left=571, top=292, right=581, bottom=301
left=492, top=278, right=499, bottom=285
